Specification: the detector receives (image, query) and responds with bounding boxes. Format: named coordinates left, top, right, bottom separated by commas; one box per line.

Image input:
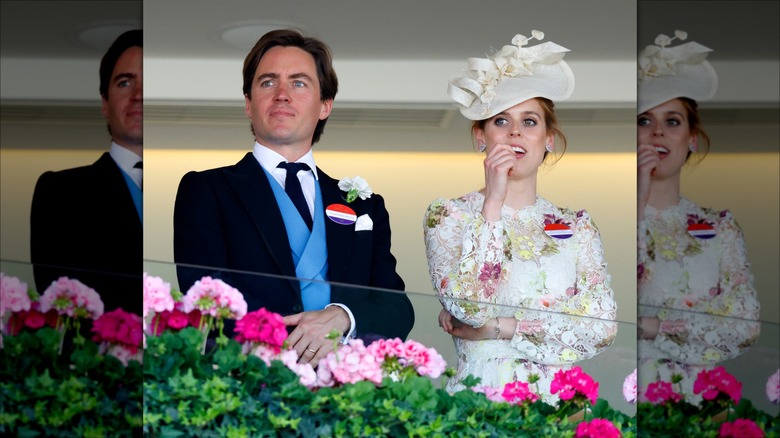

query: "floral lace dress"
left=424, top=193, right=617, bottom=400
left=637, top=196, right=760, bottom=402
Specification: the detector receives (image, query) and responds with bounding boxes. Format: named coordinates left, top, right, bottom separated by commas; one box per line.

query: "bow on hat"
left=448, top=31, right=575, bottom=120
left=637, top=30, right=718, bottom=114
left=638, top=30, right=713, bottom=80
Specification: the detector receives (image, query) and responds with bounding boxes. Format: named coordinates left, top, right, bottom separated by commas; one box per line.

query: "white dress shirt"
left=252, top=143, right=317, bottom=217
left=109, top=142, right=142, bottom=189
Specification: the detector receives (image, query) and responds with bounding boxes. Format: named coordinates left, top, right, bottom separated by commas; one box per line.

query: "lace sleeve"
left=510, top=211, right=617, bottom=365
left=654, top=211, right=760, bottom=365
left=423, top=198, right=508, bottom=327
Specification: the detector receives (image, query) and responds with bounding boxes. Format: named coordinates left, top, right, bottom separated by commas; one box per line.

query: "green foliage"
left=637, top=399, right=780, bottom=438
left=140, top=330, right=635, bottom=436
left=0, top=328, right=142, bottom=436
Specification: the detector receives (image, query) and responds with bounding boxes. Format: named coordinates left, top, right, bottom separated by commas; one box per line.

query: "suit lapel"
left=93, top=152, right=142, bottom=231
left=224, top=153, right=297, bottom=279
left=318, top=169, right=354, bottom=282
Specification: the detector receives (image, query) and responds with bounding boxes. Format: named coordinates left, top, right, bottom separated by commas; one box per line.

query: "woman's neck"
left=503, top=178, right=538, bottom=210
left=647, top=176, right=681, bottom=210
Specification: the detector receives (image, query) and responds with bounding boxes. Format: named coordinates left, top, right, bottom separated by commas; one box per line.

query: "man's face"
left=244, top=46, right=332, bottom=153
left=101, top=46, right=143, bottom=151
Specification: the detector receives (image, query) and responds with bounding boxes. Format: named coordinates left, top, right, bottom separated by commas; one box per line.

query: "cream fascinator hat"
left=447, top=31, right=575, bottom=120
left=638, top=30, right=718, bottom=114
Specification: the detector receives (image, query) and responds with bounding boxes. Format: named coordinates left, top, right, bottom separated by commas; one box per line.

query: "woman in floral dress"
left=423, top=32, right=617, bottom=399
left=636, top=31, right=760, bottom=401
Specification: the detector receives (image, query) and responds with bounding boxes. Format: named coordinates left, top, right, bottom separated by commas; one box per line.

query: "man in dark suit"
left=30, top=30, right=142, bottom=316
left=174, top=29, right=414, bottom=366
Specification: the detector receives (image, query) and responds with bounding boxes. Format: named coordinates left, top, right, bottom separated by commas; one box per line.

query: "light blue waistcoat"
left=263, top=167, right=330, bottom=310
left=119, top=168, right=142, bottom=224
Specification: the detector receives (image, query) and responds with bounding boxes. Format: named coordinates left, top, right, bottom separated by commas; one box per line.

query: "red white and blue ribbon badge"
left=326, top=204, right=357, bottom=225
left=544, top=223, right=573, bottom=239
left=687, top=223, right=716, bottom=239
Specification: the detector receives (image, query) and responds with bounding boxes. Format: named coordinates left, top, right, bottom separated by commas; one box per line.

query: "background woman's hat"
left=447, top=31, right=575, bottom=121
left=637, top=30, right=718, bottom=114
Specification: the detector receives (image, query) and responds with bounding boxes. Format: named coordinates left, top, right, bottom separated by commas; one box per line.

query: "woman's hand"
left=637, top=143, right=659, bottom=220
left=638, top=316, right=661, bottom=340
left=438, top=309, right=510, bottom=341
left=481, top=143, right=516, bottom=221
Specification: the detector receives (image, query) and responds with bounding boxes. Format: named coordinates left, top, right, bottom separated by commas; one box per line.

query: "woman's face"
left=476, top=98, right=553, bottom=178
left=637, top=98, right=696, bottom=179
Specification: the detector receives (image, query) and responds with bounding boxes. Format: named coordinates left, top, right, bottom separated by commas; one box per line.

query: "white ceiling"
left=1, top=1, right=776, bottom=154
left=2, top=1, right=777, bottom=61
left=1, top=0, right=777, bottom=128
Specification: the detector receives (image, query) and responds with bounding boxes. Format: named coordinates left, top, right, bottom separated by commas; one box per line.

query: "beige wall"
left=140, top=149, right=638, bottom=322
left=2, top=125, right=777, bottom=324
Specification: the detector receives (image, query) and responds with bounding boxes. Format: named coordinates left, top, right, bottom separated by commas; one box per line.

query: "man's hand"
left=283, top=306, right=350, bottom=367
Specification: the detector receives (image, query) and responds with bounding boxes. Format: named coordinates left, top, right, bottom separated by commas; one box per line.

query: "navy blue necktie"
left=277, top=162, right=312, bottom=230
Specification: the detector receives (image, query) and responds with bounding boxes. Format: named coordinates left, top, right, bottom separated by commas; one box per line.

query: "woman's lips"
left=654, top=145, right=670, bottom=157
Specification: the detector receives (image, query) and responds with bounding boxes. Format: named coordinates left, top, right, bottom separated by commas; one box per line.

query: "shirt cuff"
left=325, top=303, right=355, bottom=343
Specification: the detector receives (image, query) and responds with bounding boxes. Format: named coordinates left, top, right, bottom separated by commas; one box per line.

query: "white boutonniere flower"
left=338, top=176, right=372, bottom=203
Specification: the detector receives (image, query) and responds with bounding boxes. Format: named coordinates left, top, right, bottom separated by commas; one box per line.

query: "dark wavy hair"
left=242, top=29, right=338, bottom=145
left=679, top=97, right=712, bottom=164
left=99, top=29, right=142, bottom=99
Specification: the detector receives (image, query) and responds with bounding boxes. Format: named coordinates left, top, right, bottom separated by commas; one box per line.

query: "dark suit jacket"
left=174, top=152, right=414, bottom=340
left=30, top=152, right=142, bottom=315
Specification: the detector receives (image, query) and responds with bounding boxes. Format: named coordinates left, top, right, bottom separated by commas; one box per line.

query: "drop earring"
left=545, top=143, right=554, bottom=153
left=478, top=143, right=487, bottom=152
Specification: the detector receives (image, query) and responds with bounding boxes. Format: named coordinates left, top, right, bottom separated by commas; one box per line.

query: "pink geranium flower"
left=550, top=366, right=599, bottom=405
left=644, top=381, right=682, bottom=404
left=693, top=366, right=742, bottom=403
left=502, top=381, right=540, bottom=405
left=181, top=276, right=247, bottom=320
left=367, top=338, right=447, bottom=380
left=91, top=309, right=143, bottom=354
left=766, top=369, right=780, bottom=404
left=143, top=273, right=174, bottom=318
left=39, top=277, right=103, bottom=320
left=0, top=273, right=31, bottom=322
left=719, top=419, right=765, bottom=438
left=5, top=301, right=59, bottom=336
left=575, top=418, right=622, bottom=438
left=149, top=300, right=202, bottom=334
left=317, top=339, right=383, bottom=385
left=251, top=344, right=279, bottom=366
left=234, top=308, right=287, bottom=352
left=472, top=385, right=505, bottom=403
left=104, top=344, right=143, bottom=366
left=366, top=337, right=405, bottom=359
left=623, top=369, right=637, bottom=404
left=277, top=349, right=318, bottom=388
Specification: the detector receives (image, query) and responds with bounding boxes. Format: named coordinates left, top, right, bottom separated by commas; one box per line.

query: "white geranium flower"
left=338, top=176, right=373, bottom=203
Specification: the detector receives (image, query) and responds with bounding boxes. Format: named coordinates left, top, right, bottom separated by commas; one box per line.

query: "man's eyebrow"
left=113, top=72, right=136, bottom=82
left=256, top=72, right=313, bottom=81
left=289, top=73, right=313, bottom=81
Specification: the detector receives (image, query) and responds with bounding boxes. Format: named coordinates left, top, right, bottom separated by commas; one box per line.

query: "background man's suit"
left=174, top=152, right=414, bottom=340
left=30, top=152, right=142, bottom=315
